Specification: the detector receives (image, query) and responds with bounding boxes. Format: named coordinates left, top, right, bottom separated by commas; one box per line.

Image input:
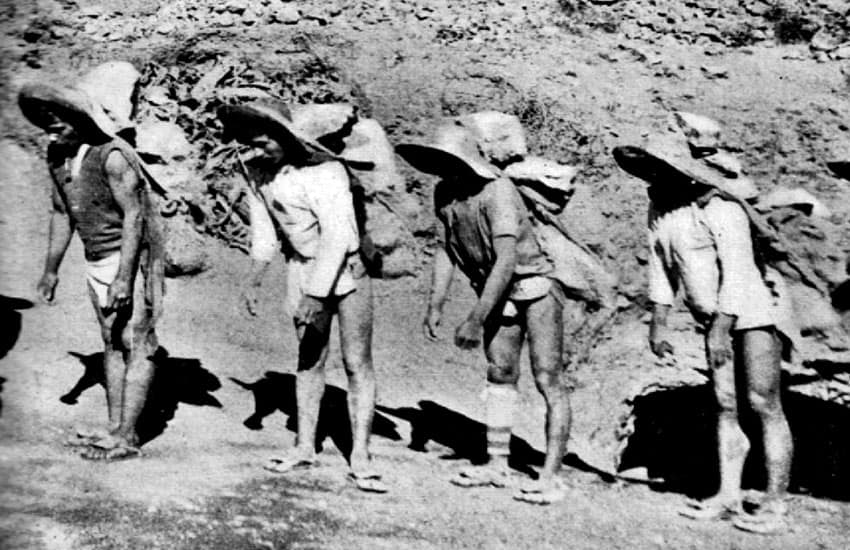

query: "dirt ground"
left=2, top=0, right=850, bottom=549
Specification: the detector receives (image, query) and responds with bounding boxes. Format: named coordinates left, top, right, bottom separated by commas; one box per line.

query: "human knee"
left=487, top=361, right=519, bottom=384
left=748, top=388, right=782, bottom=416
left=715, top=388, right=738, bottom=413
left=533, top=369, right=566, bottom=396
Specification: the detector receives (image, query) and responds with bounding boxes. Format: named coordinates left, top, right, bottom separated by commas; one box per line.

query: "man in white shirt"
left=614, top=127, right=794, bottom=534
left=218, top=101, right=386, bottom=493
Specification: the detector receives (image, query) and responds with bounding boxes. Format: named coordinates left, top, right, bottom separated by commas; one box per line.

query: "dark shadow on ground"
left=62, top=347, right=222, bottom=444
left=0, top=295, right=33, bottom=359
left=379, top=400, right=612, bottom=480
left=229, top=371, right=401, bottom=459
left=618, top=381, right=850, bottom=501
left=0, top=376, right=5, bottom=417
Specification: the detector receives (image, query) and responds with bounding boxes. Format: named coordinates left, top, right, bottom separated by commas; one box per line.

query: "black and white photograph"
left=0, top=0, right=849, bottom=548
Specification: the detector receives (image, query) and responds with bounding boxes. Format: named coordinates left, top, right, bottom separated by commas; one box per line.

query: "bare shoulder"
left=103, top=148, right=134, bottom=178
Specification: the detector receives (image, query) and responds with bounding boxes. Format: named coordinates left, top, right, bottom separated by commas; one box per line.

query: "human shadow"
left=0, top=295, right=33, bottom=359
left=229, top=371, right=402, bottom=459
left=62, top=347, right=222, bottom=445
left=378, top=400, right=610, bottom=480
left=618, top=381, right=850, bottom=501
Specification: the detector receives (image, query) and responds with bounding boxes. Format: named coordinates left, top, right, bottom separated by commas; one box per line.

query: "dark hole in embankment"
left=618, top=383, right=850, bottom=501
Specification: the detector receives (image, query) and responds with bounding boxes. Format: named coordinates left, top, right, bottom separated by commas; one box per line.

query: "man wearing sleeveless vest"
left=614, top=116, right=794, bottom=534
left=19, top=82, right=164, bottom=461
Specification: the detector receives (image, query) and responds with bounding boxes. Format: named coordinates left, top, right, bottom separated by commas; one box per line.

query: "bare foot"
left=679, top=493, right=743, bottom=520
left=513, top=477, right=567, bottom=505
left=80, top=435, right=142, bottom=461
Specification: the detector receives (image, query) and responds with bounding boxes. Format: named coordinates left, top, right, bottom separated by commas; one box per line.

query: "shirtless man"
left=397, top=123, right=571, bottom=505
left=19, top=83, right=164, bottom=460
left=614, top=126, right=794, bottom=534
left=218, top=101, right=386, bottom=493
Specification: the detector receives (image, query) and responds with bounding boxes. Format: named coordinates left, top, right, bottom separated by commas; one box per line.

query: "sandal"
left=347, top=470, right=389, bottom=494
left=64, top=428, right=110, bottom=448
left=678, top=496, right=742, bottom=520
left=263, top=453, right=318, bottom=474
left=513, top=478, right=567, bottom=505
left=732, top=500, right=788, bottom=535
left=80, top=442, right=143, bottom=461
left=450, top=465, right=518, bottom=489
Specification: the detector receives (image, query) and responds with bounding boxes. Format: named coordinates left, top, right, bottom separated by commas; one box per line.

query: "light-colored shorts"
left=284, top=253, right=367, bottom=317
left=501, top=275, right=554, bottom=319
left=85, top=251, right=121, bottom=308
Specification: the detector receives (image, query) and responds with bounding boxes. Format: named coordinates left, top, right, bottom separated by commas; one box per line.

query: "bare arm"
left=423, top=246, right=455, bottom=341
left=37, top=183, right=74, bottom=304
left=104, top=150, right=144, bottom=311
left=649, top=303, right=674, bottom=358
left=243, top=184, right=275, bottom=316
left=454, top=235, right=517, bottom=349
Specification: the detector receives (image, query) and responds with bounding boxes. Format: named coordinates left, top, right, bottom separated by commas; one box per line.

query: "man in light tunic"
left=614, top=118, right=795, bottom=534
left=218, top=101, right=387, bottom=493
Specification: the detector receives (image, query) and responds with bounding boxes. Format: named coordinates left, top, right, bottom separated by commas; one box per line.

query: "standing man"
left=397, top=122, right=571, bottom=505
left=217, top=101, right=387, bottom=493
left=613, top=126, right=795, bottom=534
left=19, top=82, right=164, bottom=461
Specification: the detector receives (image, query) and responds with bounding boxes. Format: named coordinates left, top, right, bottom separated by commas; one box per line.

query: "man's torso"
left=50, top=140, right=128, bottom=261
left=437, top=177, right=551, bottom=294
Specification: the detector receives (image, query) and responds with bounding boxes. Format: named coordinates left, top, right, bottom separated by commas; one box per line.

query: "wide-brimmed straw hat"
left=18, top=82, right=118, bottom=143
left=395, top=121, right=498, bottom=180
left=613, top=131, right=759, bottom=200
left=77, top=61, right=141, bottom=134
left=217, top=100, right=336, bottom=159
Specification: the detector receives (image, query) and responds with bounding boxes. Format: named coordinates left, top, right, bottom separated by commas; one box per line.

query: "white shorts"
left=85, top=252, right=121, bottom=308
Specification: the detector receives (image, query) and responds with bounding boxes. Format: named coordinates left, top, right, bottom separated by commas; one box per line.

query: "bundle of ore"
left=126, top=52, right=420, bottom=277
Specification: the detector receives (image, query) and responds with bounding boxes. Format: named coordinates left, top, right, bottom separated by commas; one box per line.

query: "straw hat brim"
left=613, top=136, right=758, bottom=200
left=218, top=104, right=332, bottom=157
left=395, top=143, right=496, bottom=180
left=18, top=83, right=116, bottom=143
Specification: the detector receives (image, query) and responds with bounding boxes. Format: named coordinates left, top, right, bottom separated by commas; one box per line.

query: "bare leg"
left=294, top=313, right=331, bottom=458
left=741, top=328, right=792, bottom=502
left=88, top=283, right=124, bottom=434
left=682, top=332, right=749, bottom=515
left=525, top=291, right=570, bottom=484
left=337, top=278, right=376, bottom=472
left=114, top=321, right=157, bottom=445
left=483, top=316, right=523, bottom=473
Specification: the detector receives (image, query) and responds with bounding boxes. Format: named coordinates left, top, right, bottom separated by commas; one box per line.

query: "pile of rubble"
left=559, top=0, right=850, bottom=60
left=127, top=49, right=421, bottom=277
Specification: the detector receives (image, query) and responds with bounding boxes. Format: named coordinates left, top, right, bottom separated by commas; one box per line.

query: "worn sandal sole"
left=348, top=472, right=389, bottom=494
left=263, top=457, right=318, bottom=474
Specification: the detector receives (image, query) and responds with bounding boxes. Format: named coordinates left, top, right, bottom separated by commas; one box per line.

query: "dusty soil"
left=2, top=0, right=850, bottom=548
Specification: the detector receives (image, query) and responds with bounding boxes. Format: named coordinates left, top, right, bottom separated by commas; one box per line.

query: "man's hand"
left=648, top=303, right=674, bottom=359
left=36, top=272, right=59, bottom=305
left=105, top=278, right=132, bottom=312
left=423, top=306, right=442, bottom=341
left=454, top=317, right=483, bottom=350
left=650, top=337, right=675, bottom=358
left=706, top=313, right=735, bottom=368
left=242, top=285, right=260, bottom=316
left=294, top=296, right=328, bottom=329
